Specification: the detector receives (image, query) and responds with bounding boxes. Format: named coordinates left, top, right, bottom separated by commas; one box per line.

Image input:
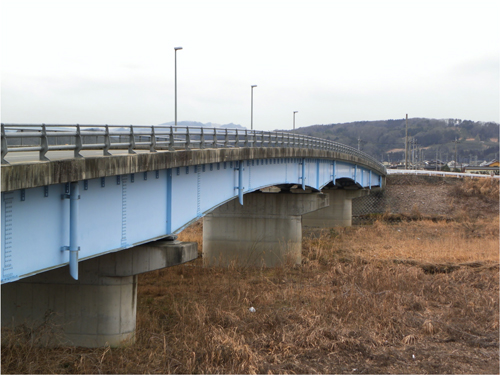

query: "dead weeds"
left=2, top=178, right=499, bottom=374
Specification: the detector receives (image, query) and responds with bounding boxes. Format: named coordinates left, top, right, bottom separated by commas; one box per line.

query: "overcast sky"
left=1, top=0, right=499, bottom=131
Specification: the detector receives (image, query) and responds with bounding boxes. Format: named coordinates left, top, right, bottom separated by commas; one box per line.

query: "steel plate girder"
left=1, top=158, right=381, bottom=283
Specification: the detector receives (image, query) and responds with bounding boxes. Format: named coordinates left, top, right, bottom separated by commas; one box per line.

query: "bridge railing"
left=1, top=124, right=386, bottom=173
left=387, top=169, right=500, bottom=179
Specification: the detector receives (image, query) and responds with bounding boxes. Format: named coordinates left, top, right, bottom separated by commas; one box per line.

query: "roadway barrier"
left=1, top=124, right=385, bottom=174
left=387, top=169, right=499, bottom=179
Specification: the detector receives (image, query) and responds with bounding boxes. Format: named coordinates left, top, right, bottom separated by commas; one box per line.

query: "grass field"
left=2, top=177, right=499, bottom=374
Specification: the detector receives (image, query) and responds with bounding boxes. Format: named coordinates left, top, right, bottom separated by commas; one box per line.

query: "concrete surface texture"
left=302, top=188, right=370, bottom=227
left=1, top=240, right=198, bottom=348
left=203, top=191, right=329, bottom=267
left=1, top=147, right=386, bottom=192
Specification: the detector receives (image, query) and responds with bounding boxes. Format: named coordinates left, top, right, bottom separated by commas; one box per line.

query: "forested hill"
left=285, top=118, right=499, bottom=163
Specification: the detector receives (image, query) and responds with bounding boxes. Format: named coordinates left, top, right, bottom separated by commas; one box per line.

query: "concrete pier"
left=1, top=240, right=197, bottom=347
left=203, top=191, right=328, bottom=267
left=302, top=188, right=369, bottom=228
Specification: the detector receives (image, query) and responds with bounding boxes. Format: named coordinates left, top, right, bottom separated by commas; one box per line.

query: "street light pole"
left=251, top=85, right=257, bottom=130
left=405, top=114, right=408, bottom=169
left=174, top=47, right=183, bottom=126
left=293, top=111, right=298, bottom=132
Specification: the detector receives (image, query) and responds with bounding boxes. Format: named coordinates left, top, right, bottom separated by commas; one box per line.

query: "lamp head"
left=174, top=47, right=183, bottom=50
left=251, top=85, right=257, bottom=88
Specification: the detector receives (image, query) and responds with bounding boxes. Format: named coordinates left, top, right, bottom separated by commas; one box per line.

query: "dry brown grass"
left=304, top=216, right=499, bottom=266
left=450, top=177, right=500, bottom=202
left=2, top=178, right=499, bottom=374
left=3, top=214, right=498, bottom=374
left=177, top=219, right=203, bottom=254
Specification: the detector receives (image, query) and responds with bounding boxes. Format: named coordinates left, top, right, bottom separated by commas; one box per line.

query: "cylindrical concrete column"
left=1, top=264, right=137, bottom=348
left=302, top=188, right=369, bottom=228
left=1, top=239, right=198, bottom=348
left=203, top=192, right=328, bottom=267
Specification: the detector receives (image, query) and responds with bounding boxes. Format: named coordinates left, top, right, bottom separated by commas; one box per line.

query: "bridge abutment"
left=1, top=240, right=197, bottom=347
left=203, top=191, right=328, bottom=267
left=302, top=188, right=369, bottom=228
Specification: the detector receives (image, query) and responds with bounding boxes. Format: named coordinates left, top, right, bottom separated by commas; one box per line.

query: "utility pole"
left=411, top=138, right=416, bottom=169
left=405, top=114, right=408, bottom=169
left=453, top=137, right=459, bottom=171
left=436, top=147, right=438, bottom=171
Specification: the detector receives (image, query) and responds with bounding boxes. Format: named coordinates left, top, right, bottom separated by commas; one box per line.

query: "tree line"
left=284, top=118, right=499, bottom=163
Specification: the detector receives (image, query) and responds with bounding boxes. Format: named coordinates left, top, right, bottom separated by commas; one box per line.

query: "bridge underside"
left=1, top=151, right=385, bottom=347
left=2, top=155, right=383, bottom=284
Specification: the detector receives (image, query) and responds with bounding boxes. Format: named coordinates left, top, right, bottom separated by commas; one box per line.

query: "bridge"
left=1, top=124, right=386, bottom=347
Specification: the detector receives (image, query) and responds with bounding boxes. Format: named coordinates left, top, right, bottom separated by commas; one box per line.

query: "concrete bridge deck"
left=1, top=125, right=387, bottom=347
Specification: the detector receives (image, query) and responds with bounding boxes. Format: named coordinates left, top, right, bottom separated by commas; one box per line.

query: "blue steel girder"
left=1, top=156, right=382, bottom=283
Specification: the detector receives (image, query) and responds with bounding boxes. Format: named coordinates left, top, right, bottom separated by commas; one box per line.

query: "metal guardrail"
left=387, top=169, right=500, bottom=179
left=1, top=123, right=386, bottom=174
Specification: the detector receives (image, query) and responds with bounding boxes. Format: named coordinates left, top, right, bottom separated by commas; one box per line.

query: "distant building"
left=464, top=159, right=499, bottom=175
left=424, top=160, right=446, bottom=170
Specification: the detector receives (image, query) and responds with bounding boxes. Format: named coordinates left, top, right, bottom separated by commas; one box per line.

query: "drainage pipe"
left=238, top=161, right=244, bottom=205
left=69, top=182, right=80, bottom=280
left=301, top=158, right=306, bottom=190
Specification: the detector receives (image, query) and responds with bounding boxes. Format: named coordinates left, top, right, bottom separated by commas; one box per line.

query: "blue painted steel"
left=166, top=169, right=172, bottom=234
left=316, top=160, right=320, bottom=189
left=1, top=156, right=383, bottom=283
left=2, top=192, right=15, bottom=282
left=301, top=158, right=306, bottom=190
left=238, top=161, right=244, bottom=205
left=69, top=182, right=79, bottom=280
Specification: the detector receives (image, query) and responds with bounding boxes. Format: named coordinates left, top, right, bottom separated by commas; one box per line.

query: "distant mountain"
left=158, top=121, right=246, bottom=130
left=219, top=123, right=246, bottom=130
left=282, top=118, right=499, bottom=164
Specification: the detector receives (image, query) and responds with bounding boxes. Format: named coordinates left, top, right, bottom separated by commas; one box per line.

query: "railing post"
left=224, top=128, right=229, bottom=148
left=185, top=127, right=191, bottom=150
left=74, top=124, right=83, bottom=158
left=1, top=124, right=9, bottom=164
left=128, top=125, right=136, bottom=154
left=252, top=130, right=257, bottom=148
left=104, top=125, right=112, bottom=155
left=150, top=126, right=157, bottom=152
left=244, top=129, right=249, bottom=147
left=168, top=126, right=175, bottom=151
left=235, top=129, right=240, bottom=148
left=200, top=127, right=205, bottom=149
left=212, top=128, right=217, bottom=148
left=39, top=124, right=49, bottom=161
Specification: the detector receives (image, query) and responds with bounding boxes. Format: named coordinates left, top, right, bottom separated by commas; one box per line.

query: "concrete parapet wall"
left=2, top=147, right=386, bottom=192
